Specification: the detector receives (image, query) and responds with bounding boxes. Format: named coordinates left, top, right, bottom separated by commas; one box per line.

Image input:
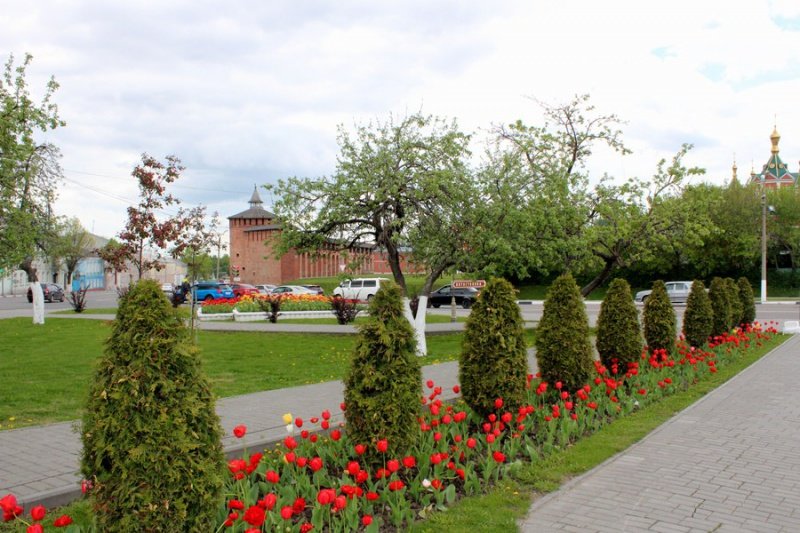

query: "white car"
left=634, top=281, right=693, bottom=303
left=255, top=284, right=277, bottom=294
left=332, top=278, right=389, bottom=301
left=271, top=285, right=317, bottom=295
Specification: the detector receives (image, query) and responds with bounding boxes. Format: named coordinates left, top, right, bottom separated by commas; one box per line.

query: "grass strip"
left=409, top=333, right=789, bottom=532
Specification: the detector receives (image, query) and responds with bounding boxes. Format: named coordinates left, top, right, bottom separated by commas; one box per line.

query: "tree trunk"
left=403, top=296, right=428, bottom=357
left=20, top=257, right=38, bottom=282
left=32, top=282, right=45, bottom=325
left=581, top=257, right=616, bottom=297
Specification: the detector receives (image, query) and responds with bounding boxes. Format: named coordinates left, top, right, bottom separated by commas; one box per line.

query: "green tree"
left=642, top=280, right=676, bottom=352
left=115, top=154, right=207, bottom=280
left=581, top=145, right=706, bottom=295
left=682, top=280, right=713, bottom=348
left=738, top=277, right=756, bottom=324
left=459, top=278, right=528, bottom=418
left=475, top=94, right=629, bottom=281
left=708, top=277, right=730, bottom=336
left=595, top=278, right=642, bottom=371
left=51, top=217, right=93, bottom=288
left=535, top=273, right=594, bottom=391
left=344, top=280, right=421, bottom=457
left=268, top=113, right=476, bottom=355
left=0, top=53, right=65, bottom=280
left=81, top=280, right=224, bottom=531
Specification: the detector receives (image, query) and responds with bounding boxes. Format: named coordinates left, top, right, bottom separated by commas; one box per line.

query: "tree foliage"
left=267, top=112, right=475, bottom=354
left=114, top=154, right=207, bottom=279
left=0, top=53, right=64, bottom=279
left=475, top=94, right=629, bottom=280
left=682, top=280, right=713, bottom=348
left=51, top=217, right=93, bottom=287
left=642, top=280, right=676, bottom=352
left=725, top=277, right=743, bottom=329
left=595, top=278, right=642, bottom=370
left=81, top=280, right=224, bottom=531
left=459, top=278, right=528, bottom=418
left=535, top=273, right=594, bottom=391
left=343, top=280, right=421, bottom=458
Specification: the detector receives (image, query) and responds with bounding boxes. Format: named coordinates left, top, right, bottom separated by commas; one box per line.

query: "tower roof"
left=229, top=186, right=276, bottom=220
left=749, top=126, right=798, bottom=186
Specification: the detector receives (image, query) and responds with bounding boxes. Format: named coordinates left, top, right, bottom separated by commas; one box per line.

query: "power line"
left=62, top=167, right=251, bottom=195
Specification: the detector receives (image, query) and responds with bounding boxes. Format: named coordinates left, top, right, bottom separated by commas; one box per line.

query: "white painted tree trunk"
left=32, top=282, right=45, bottom=325
left=403, top=296, right=428, bottom=356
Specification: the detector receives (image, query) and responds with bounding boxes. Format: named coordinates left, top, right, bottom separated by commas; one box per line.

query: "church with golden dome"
left=747, top=126, right=799, bottom=188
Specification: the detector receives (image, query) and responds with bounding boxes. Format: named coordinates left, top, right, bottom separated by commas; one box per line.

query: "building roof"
left=749, top=126, right=799, bottom=185
left=229, top=185, right=277, bottom=219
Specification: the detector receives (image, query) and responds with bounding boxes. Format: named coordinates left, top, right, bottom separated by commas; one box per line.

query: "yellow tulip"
left=282, top=413, right=293, bottom=424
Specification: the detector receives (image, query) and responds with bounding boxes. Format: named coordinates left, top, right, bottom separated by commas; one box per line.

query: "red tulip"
left=27, top=525, right=44, bottom=533
left=30, top=505, right=46, bottom=522
left=53, top=515, right=73, bottom=527
left=243, top=505, right=266, bottom=527
left=376, top=439, right=389, bottom=453
left=362, top=515, right=373, bottom=526
left=233, top=425, right=247, bottom=438
left=493, top=451, right=506, bottom=463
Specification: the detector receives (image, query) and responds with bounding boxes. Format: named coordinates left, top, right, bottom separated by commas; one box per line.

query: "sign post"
left=449, top=280, right=486, bottom=323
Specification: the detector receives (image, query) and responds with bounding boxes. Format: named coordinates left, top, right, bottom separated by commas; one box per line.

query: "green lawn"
left=0, top=317, right=533, bottom=430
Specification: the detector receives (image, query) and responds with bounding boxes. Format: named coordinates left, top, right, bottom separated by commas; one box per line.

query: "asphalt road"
left=1, top=290, right=798, bottom=329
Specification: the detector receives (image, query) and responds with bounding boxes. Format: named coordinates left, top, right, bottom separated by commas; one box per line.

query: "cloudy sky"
left=3, top=0, right=800, bottom=240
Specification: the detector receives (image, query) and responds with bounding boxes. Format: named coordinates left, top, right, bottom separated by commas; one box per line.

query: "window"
left=351, top=280, right=363, bottom=288
left=362, top=280, right=377, bottom=287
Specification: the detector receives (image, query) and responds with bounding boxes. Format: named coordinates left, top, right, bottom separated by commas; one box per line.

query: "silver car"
left=634, top=281, right=692, bottom=303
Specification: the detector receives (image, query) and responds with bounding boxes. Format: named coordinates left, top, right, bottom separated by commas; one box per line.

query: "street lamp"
left=762, top=191, right=767, bottom=304
left=760, top=192, right=776, bottom=304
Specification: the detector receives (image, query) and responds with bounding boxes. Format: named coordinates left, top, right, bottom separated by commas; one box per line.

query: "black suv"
left=427, top=285, right=480, bottom=309
left=26, top=283, right=66, bottom=303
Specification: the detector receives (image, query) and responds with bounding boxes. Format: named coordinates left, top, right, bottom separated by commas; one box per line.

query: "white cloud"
left=2, top=0, right=799, bottom=239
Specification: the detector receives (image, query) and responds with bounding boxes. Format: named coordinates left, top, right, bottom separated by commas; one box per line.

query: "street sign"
left=452, top=279, right=486, bottom=289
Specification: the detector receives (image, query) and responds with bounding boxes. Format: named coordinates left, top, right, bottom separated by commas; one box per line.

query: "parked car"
left=192, top=281, right=235, bottom=301
left=160, top=283, right=174, bottom=296
left=332, top=278, right=390, bottom=301
left=302, top=284, right=325, bottom=295
left=427, top=285, right=481, bottom=309
left=271, top=285, right=318, bottom=295
left=26, top=283, right=66, bottom=303
left=634, top=281, right=693, bottom=303
left=230, top=283, right=260, bottom=297
left=255, top=284, right=277, bottom=294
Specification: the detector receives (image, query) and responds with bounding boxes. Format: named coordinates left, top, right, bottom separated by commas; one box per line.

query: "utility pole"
left=761, top=191, right=767, bottom=304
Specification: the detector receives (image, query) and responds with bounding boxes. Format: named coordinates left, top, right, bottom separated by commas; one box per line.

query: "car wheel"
left=640, top=296, right=648, bottom=304
left=461, top=299, right=472, bottom=309
left=204, top=295, right=213, bottom=301
left=432, top=303, right=440, bottom=308
left=367, top=294, right=373, bottom=301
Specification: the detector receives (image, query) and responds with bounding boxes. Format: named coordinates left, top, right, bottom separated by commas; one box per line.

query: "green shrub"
left=738, top=277, right=756, bottom=324
left=642, top=280, right=676, bottom=353
left=81, top=279, right=224, bottom=532
left=682, top=280, right=713, bottom=348
left=595, top=278, right=642, bottom=371
left=459, top=278, right=528, bottom=418
left=344, top=280, right=421, bottom=458
left=725, top=277, right=743, bottom=329
left=535, top=273, right=593, bottom=391
left=708, top=277, right=730, bottom=337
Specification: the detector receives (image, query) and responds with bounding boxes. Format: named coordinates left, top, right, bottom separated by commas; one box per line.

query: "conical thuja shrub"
left=81, top=279, right=224, bottom=532
left=460, top=278, right=528, bottom=419
left=643, top=280, right=676, bottom=353
left=596, top=278, right=642, bottom=371
left=725, top=277, right=743, bottom=329
left=738, top=277, right=756, bottom=325
left=344, top=280, right=421, bottom=458
left=682, top=280, right=713, bottom=348
left=535, top=273, right=593, bottom=392
left=709, top=277, right=730, bottom=337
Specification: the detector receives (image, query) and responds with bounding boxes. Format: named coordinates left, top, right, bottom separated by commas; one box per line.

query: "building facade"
left=228, top=188, right=421, bottom=285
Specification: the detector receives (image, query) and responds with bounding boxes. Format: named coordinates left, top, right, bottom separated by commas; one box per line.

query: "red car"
left=230, top=283, right=260, bottom=297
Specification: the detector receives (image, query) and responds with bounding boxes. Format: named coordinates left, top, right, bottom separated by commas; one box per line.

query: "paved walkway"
left=521, top=334, right=800, bottom=533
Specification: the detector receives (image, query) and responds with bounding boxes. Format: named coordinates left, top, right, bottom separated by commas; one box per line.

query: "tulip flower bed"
left=202, top=294, right=356, bottom=314
left=0, top=323, right=778, bottom=532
